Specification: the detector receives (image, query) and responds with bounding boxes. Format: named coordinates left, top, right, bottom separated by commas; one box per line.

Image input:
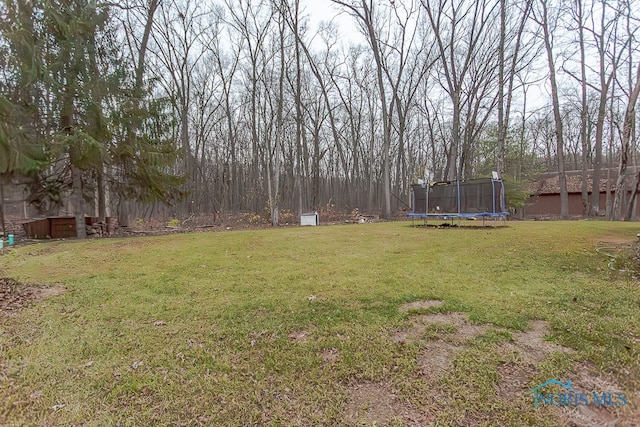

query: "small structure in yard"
left=23, top=217, right=75, bottom=239
left=524, top=168, right=637, bottom=218
left=407, top=177, right=509, bottom=226
left=300, top=211, right=319, bottom=226
left=23, top=217, right=111, bottom=239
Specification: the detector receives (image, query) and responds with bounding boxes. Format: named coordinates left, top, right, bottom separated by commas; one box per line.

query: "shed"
left=23, top=217, right=77, bottom=239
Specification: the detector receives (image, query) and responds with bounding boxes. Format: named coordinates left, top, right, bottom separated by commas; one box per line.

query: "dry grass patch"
left=287, top=330, right=310, bottom=344
left=507, top=320, right=575, bottom=362
left=496, top=363, right=538, bottom=400
left=556, top=362, right=640, bottom=427
left=343, top=381, right=429, bottom=426
left=391, top=311, right=490, bottom=344
left=417, top=341, right=463, bottom=381
left=320, top=348, right=340, bottom=365
left=394, top=310, right=626, bottom=425
left=495, top=320, right=574, bottom=402
left=398, top=299, right=443, bottom=312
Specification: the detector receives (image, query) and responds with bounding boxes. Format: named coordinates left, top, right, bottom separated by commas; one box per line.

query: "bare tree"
left=613, top=61, right=640, bottom=219
left=587, top=0, right=623, bottom=216
left=532, top=0, right=569, bottom=218
left=497, top=0, right=533, bottom=179
left=570, top=0, right=590, bottom=216
left=202, top=6, right=242, bottom=214
left=384, top=2, right=435, bottom=203
left=615, top=7, right=640, bottom=220
left=226, top=0, right=273, bottom=213
left=266, top=0, right=286, bottom=226
left=422, top=0, right=501, bottom=180
left=150, top=0, right=214, bottom=216
left=330, top=0, right=394, bottom=219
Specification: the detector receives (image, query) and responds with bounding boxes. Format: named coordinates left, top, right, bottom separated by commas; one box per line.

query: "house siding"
left=524, top=192, right=637, bottom=217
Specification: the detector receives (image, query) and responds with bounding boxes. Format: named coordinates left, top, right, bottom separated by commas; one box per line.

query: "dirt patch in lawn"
left=320, top=348, right=339, bottom=365
left=398, top=299, right=443, bottom=312
left=494, top=323, right=640, bottom=424
left=416, top=341, right=463, bottom=381
left=555, top=362, right=640, bottom=427
left=0, top=277, right=65, bottom=316
left=392, top=309, right=628, bottom=422
left=496, top=320, right=574, bottom=397
left=392, top=311, right=491, bottom=386
left=391, top=311, right=489, bottom=345
left=343, top=381, right=430, bottom=426
left=287, top=330, right=310, bottom=344
left=496, top=362, right=538, bottom=400
left=505, top=320, right=574, bottom=363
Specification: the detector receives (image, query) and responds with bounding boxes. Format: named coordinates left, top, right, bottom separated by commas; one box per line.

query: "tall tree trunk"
left=0, top=181, right=5, bottom=237
left=71, top=163, right=87, bottom=238
left=605, top=85, right=615, bottom=219
left=331, top=0, right=392, bottom=218
left=270, top=0, right=286, bottom=226
left=625, top=172, right=640, bottom=221
left=502, top=0, right=531, bottom=179
left=97, top=166, right=106, bottom=221
left=591, top=92, right=607, bottom=216
left=313, top=124, right=320, bottom=211
left=364, top=2, right=392, bottom=219
left=497, top=0, right=506, bottom=177
left=590, top=0, right=615, bottom=217
left=62, top=60, right=86, bottom=238
left=448, top=93, right=461, bottom=180
left=613, top=62, right=640, bottom=220
left=290, top=21, right=350, bottom=210
left=576, top=0, right=589, bottom=217
left=293, top=0, right=303, bottom=216
left=537, top=0, right=569, bottom=218
left=87, top=24, right=106, bottom=223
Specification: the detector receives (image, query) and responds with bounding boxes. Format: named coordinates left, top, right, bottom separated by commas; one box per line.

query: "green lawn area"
left=1, top=220, right=639, bottom=426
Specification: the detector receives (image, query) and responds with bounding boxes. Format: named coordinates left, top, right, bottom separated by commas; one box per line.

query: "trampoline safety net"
left=410, top=178, right=507, bottom=216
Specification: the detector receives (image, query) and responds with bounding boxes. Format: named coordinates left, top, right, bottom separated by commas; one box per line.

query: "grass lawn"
left=1, top=220, right=639, bottom=426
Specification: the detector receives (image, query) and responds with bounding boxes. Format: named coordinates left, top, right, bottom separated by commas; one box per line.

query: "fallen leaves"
left=0, top=277, right=64, bottom=315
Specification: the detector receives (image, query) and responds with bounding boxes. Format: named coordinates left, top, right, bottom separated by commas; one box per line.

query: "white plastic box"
left=300, top=212, right=319, bottom=226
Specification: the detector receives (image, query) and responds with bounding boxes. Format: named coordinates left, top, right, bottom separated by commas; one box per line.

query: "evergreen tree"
left=0, top=0, right=183, bottom=236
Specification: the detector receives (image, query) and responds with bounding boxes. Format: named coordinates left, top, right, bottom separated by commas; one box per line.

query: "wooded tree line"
left=1, top=0, right=639, bottom=233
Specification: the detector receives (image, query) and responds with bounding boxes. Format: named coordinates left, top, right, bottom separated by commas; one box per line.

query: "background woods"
left=1, top=0, right=640, bottom=233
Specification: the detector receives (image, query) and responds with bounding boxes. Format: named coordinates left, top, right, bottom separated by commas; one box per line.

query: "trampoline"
left=407, top=178, right=509, bottom=226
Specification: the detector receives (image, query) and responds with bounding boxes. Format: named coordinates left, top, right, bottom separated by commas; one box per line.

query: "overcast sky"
left=296, top=0, right=549, bottom=112
left=300, top=0, right=365, bottom=44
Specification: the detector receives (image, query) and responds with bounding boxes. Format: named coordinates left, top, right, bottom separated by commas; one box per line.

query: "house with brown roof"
left=523, top=168, right=640, bottom=218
